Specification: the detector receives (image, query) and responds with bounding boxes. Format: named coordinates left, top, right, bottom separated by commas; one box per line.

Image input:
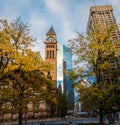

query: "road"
left=2, top=117, right=120, bottom=125
left=2, top=117, right=99, bottom=125
left=41, top=118, right=99, bottom=124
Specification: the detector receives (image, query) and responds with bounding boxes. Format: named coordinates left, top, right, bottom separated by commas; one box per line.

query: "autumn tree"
left=68, top=24, right=120, bottom=125
left=0, top=18, right=53, bottom=125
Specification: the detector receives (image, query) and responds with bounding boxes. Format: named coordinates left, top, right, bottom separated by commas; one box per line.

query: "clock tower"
left=45, top=26, right=57, bottom=116
left=45, top=26, right=57, bottom=86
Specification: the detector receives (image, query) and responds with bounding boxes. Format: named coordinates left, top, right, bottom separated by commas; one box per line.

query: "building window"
left=53, top=50, right=54, bottom=58
left=50, top=50, right=51, bottom=58
left=47, top=50, right=48, bottom=58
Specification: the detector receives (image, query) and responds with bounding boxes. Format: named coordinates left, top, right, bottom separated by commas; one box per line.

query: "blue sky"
left=0, top=0, right=120, bottom=59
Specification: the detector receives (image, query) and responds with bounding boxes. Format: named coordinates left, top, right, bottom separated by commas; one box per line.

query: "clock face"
left=48, top=36, right=54, bottom=42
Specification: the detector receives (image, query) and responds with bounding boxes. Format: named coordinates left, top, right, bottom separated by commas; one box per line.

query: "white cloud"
left=29, top=11, right=47, bottom=33
left=110, top=0, right=120, bottom=6
left=44, top=0, right=67, bottom=17
left=29, top=11, right=48, bottom=59
left=44, top=0, right=75, bottom=43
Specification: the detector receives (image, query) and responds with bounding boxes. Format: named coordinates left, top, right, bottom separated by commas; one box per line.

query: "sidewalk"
left=115, top=121, right=120, bottom=125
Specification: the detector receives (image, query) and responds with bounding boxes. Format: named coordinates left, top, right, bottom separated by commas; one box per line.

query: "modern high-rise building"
left=87, top=5, right=120, bottom=84
left=87, top=5, right=120, bottom=42
left=57, top=43, right=74, bottom=110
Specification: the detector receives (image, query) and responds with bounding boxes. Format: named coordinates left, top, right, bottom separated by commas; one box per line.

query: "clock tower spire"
left=46, top=25, right=56, bottom=35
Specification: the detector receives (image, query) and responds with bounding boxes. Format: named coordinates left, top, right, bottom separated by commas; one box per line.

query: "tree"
left=0, top=18, right=53, bottom=125
left=57, top=93, right=68, bottom=117
left=57, top=83, right=68, bottom=117
left=68, top=24, right=120, bottom=125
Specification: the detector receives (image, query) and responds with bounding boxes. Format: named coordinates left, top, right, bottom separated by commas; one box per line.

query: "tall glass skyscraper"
left=57, top=44, right=74, bottom=110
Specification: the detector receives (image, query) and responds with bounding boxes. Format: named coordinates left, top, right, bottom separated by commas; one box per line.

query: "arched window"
left=53, top=50, right=54, bottom=58
left=47, top=50, right=49, bottom=58
left=50, top=50, right=51, bottom=58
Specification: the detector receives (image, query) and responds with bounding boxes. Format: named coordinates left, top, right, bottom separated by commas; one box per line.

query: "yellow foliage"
left=0, top=18, right=52, bottom=79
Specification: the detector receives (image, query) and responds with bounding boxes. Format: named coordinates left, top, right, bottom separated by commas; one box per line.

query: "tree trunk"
left=19, top=106, right=22, bottom=125
left=19, top=92, right=23, bottom=125
left=99, top=107, right=104, bottom=125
